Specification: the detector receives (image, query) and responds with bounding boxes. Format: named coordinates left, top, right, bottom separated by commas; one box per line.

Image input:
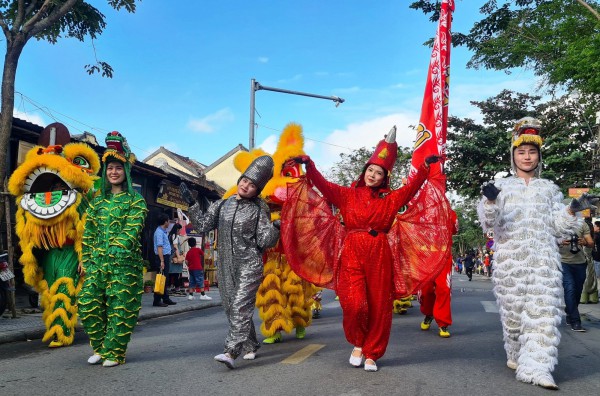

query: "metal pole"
left=249, top=78, right=257, bottom=149
left=248, top=79, right=345, bottom=150
left=3, top=179, right=16, bottom=318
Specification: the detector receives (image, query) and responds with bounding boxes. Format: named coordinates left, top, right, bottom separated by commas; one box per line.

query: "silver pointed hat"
left=239, top=155, right=274, bottom=193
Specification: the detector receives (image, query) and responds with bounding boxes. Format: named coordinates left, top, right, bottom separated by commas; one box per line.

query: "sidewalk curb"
left=0, top=301, right=221, bottom=346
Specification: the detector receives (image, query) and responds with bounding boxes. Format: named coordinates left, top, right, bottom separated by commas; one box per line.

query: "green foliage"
left=446, top=90, right=600, bottom=199
left=326, top=146, right=413, bottom=189
left=410, top=0, right=600, bottom=95
left=451, top=199, right=487, bottom=256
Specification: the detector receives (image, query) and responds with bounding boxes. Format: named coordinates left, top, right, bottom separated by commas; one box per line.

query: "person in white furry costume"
left=477, top=117, right=597, bottom=390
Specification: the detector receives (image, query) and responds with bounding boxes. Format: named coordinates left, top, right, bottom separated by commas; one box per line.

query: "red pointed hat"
left=355, top=126, right=398, bottom=188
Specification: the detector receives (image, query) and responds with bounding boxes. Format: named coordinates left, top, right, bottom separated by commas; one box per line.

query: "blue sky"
left=11, top=1, right=536, bottom=172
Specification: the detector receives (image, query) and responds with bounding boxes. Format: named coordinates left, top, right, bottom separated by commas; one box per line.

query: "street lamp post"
left=248, top=78, right=345, bottom=149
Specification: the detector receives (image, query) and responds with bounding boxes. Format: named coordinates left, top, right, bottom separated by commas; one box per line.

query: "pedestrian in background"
left=186, top=237, right=211, bottom=300
left=168, top=223, right=185, bottom=294
left=152, top=213, right=177, bottom=307
left=558, top=219, right=593, bottom=332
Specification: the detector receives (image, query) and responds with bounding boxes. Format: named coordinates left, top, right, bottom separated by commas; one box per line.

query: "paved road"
left=1, top=273, right=599, bottom=395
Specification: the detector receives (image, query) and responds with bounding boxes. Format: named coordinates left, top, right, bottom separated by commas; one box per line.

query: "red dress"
left=304, top=161, right=429, bottom=361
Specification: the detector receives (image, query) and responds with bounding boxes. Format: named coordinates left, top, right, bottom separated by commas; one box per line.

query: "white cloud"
left=186, top=108, right=234, bottom=133
left=257, top=134, right=277, bottom=154
left=258, top=57, right=269, bottom=63
left=276, top=74, right=303, bottom=84
left=13, top=109, right=46, bottom=126
left=311, top=112, right=420, bottom=171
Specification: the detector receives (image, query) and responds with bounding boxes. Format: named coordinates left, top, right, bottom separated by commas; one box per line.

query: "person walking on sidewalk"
left=78, top=132, right=147, bottom=367
left=180, top=155, right=279, bottom=369
left=152, top=214, right=177, bottom=307
left=185, top=237, right=211, bottom=300
left=477, top=117, right=594, bottom=390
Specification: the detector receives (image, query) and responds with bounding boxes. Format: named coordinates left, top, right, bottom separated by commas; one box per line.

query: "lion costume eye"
left=62, top=143, right=101, bottom=176
left=72, top=156, right=90, bottom=169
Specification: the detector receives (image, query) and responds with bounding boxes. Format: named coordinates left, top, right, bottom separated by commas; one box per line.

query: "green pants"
left=78, top=262, right=142, bottom=363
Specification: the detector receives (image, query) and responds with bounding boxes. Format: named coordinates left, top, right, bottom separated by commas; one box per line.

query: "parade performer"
left=181, top=156, right=279, bottom=369
left=252, top=124, right=318, bottom=344
left=219, top=124, right=318, bottom=345
left=285, top=127, right=444, bottom=372
left=78, top=132, right=147, bottom=367
left=8, top=123, right=100, bottom=347
left=418, top=209, right=458, bottom=337
left=477, top=117, right=594, bottom=389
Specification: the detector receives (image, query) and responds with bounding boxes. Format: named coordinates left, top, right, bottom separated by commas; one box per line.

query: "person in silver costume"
left=180, top=155, right=279, bottom=369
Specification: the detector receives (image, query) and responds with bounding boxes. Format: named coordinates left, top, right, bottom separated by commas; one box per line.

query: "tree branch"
left=12, top=0, right=26, bottom=33
left=23, top=0, right=79, bottom=38
left=576, top=0, right=600, bottom=21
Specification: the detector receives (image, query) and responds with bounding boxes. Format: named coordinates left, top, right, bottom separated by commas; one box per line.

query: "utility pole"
left=248, top=78, right=345, bottom=149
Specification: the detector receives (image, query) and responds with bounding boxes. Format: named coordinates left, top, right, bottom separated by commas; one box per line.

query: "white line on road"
left=481, top=301, right=499, bottom=313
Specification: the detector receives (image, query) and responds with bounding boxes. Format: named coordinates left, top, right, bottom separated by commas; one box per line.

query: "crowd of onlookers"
left=453, top=250, right=493, bottom=279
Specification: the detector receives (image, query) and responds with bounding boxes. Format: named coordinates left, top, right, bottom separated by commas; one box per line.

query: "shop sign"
left=156, top=180, right=189, bottom=210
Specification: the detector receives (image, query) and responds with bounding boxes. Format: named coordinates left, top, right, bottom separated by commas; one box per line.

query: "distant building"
left=203, top=144, right=248, bottom=191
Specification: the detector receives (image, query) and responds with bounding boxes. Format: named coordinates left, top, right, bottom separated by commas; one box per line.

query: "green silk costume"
left=79, top=131, right=147, bottom=364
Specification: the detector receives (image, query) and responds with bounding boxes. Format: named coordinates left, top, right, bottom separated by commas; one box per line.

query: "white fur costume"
left=478, top=176, right=579, bottom=386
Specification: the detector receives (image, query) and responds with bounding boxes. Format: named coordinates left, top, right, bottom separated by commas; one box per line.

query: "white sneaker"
left=200, top=295, right=212, bottom=300
left=102, top=359, right=119, bottom=367
left=87, top=354, right=102, bottom=365
left=506, top=359, right=517, bottom=370
left=214, top=353, right=235, bottom=369
left=187, top=295, right=195, bottom=300
left=243, top=351, right=256, bottom=360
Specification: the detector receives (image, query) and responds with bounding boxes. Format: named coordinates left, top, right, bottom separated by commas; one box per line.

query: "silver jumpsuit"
left=189, top=196, right=279, bottom=358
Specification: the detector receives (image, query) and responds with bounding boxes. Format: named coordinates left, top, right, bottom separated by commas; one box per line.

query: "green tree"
left=452, top=199, right=486, bottom=256
left=326, top=146, right=413, bottom=189
left=446, top=90, right=599, bottom=199
left=410, top=0, right=600, bottom=95
left=0, top=0, right=138, bottom=190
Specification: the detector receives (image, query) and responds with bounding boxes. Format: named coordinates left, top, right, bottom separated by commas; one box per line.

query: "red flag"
left=391, top=0, right=455, bottom=295
left=409, top=0, right=454, bottom=187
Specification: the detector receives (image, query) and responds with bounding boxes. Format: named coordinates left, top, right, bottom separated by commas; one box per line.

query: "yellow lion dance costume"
left=8, top=123, right=100, bottom=347
left=224, top=123, right=318, bottom=343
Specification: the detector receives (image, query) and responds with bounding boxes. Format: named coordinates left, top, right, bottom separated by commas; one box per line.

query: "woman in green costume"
left=78, top=131, right=147, bottom=367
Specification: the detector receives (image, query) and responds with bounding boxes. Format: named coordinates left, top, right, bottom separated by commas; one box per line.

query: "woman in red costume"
left=293, top=127, right=438, bottom=372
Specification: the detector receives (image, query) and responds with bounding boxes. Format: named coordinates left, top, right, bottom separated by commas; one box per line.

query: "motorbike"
left=0, top=252, right=15, bottom=316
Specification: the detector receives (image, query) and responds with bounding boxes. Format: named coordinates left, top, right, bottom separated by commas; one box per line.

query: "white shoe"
left=87, top=354, right=102, bottom=365
left=537, top=373, right=558, bottom=390
left=243, top=351, right=256, bottom=360
left=187, top=295, right=195, bottom=300
left=200, top=295, right=212, bottom=300
left=214, top=353, right=235, bottom=369
left=102, top=359, right=119, bottom=367
left=364, top=358, right=378, bottom=372
left=506, top=359, right=517, bottom=370
left=349, top=347, right=363, bottom=367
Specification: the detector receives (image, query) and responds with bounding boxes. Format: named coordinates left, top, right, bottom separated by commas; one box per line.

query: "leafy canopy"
left=410, top=0, right=600, bottom=95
